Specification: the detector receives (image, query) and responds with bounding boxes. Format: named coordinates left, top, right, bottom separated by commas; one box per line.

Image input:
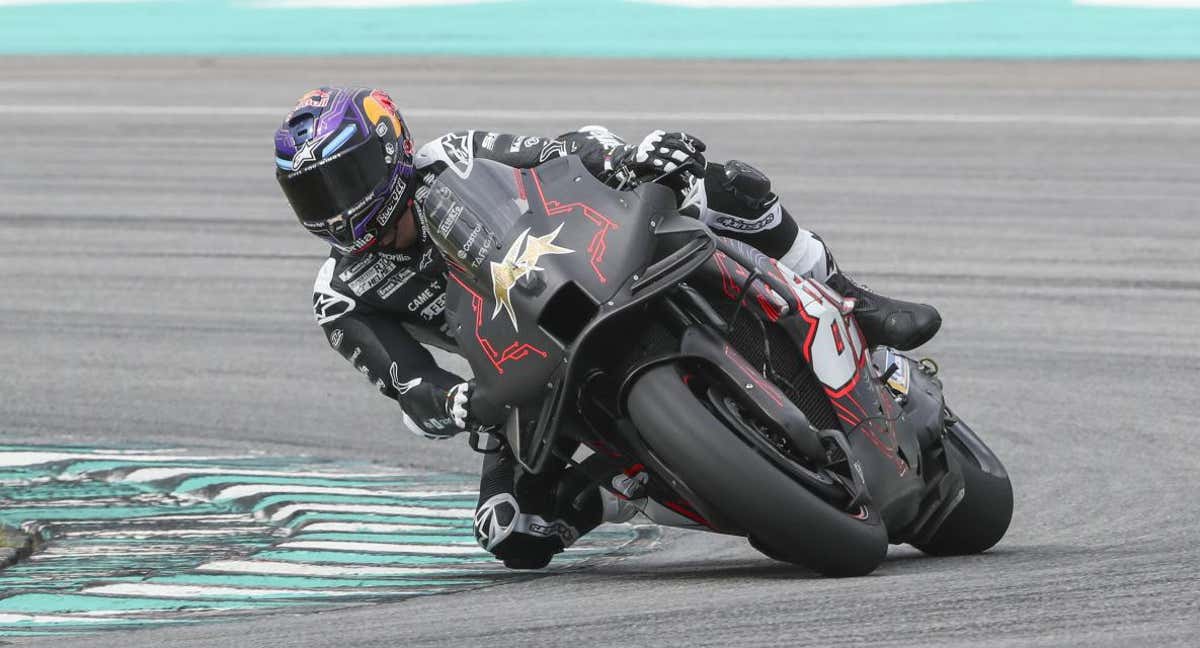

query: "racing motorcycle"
left=422, top=155, right=1013, bottom=577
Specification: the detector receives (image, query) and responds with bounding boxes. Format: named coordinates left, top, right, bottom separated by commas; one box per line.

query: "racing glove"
left=608, top=130, right=707, bottom=187
left=446, top=381, right=478, bottom=430
left=397, top=379, right=481, bottom=441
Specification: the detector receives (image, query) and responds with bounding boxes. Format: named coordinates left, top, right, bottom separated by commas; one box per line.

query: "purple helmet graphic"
left=275, top=87, right=416, bottom=255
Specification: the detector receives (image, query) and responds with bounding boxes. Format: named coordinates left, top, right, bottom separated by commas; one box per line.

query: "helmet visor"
left=278, top=139, right=388, bottom=244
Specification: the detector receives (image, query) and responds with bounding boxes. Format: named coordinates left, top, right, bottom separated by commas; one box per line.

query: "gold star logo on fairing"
left=490, top=224, right=574, bottom=331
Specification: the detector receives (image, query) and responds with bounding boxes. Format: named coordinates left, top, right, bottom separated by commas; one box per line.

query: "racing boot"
left=825, top=271, right=941, bottom=351
left=778, top=230, right=941, bottom=350
left=475, top=449, right=600, bottom=570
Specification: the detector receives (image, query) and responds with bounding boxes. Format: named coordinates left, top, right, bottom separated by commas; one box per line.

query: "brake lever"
left=611, top=155, right=700, bottom=191
left=645, top=154, right=698, bottom=186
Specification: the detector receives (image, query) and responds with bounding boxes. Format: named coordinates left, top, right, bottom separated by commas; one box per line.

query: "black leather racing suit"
left=311, top=126, right=833, bottom=568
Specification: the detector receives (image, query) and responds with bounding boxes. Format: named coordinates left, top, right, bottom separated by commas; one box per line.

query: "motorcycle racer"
left=274, top=86, right=941, bottom=569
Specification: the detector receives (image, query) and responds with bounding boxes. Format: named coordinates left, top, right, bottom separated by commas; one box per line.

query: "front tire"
left=913, top=417, right=1013, bottom=556
left=626, top=365, right=888, bottom=577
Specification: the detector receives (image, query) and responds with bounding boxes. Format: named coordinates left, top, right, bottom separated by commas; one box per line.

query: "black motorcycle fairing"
left=430, top=157, right=653, bottom=410
left=427, top=155, right=711, bottom=470
left=871, top=348, right=944, bottom=452
left=514, top=205, right=715, bottom=472
left=683, top=243, right=935, bottom=540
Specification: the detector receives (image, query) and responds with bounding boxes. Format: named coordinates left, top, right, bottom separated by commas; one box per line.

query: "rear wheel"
left=626, top=364, right=888, bottom=577
left=913, top=415, right=1013, bottom=556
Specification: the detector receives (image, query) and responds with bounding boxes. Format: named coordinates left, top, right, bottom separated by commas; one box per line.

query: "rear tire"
left=913, top=419, right=1013, bottom=556
left=626, top=365, right=888, bottom=577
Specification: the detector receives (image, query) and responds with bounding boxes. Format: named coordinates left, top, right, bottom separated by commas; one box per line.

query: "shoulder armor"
left=415, top=130, right=475, bottom=178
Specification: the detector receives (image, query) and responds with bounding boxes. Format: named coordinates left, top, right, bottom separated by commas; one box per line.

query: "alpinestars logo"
left=489, top=224, right=573, bottom=331
left=291, top=137, right=323, bottom=171
left=313, top=258, right=356, bottom=324
left=474, top=494, right=518, bottom=551
left=440, top=132, right=473, bottom=177
left=389, top=362, right=423, bottom=395
left=538, top=139, right=567, bottom=162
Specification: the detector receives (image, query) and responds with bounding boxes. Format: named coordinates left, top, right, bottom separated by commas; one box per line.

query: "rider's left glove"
left=445, top=381, right=479, bottom=430
left=396, top=378, right=476, bottom=441
left=609, top=130, right=707, bottom=185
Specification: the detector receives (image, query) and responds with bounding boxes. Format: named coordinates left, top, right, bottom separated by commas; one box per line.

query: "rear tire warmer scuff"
left=0, top=445, right=651, bottom=637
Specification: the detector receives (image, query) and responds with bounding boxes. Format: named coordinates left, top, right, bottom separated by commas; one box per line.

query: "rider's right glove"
left=607, top=130, right=707, bottom=187
left=395, top=378, right=481, bottom=441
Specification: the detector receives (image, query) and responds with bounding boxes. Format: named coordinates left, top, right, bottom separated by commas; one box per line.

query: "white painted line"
left=64, top=513, right=253, bottom=523
left=264, top=502, right=474, bottom=523
left=0, top=104, right=1197, bottom=127
left=297, top=521, right=453, bottom=534
left=0, top=451, right=237, bottom=468
left=59, top=527, right=266, bottom=539
left=277, top=540, right=486, bottom=555
left=2, top=498, right=144, bottom=508
left=207, top=483, right=472, bottom=502
left=117, top=466, right=403, bottom=482
left=194, top=559, right=483, bottom=577
left=82, top=582, right=421, bottom=599
left=33, top=546, right=221, bottom=558
left=0, top=613, right=123, bottom=625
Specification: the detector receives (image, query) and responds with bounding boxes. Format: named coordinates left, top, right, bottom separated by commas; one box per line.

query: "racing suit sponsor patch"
left=419, top=293, right=446, bottom=321
left=704, top=201, right=784, bottom=234
left=407, top=285, right=439, bottom=311
left=376, top=268, right=416, bottom=300
left=339, top=254, right=377, bottom=282
left=347, top=257, right=397, bottom=296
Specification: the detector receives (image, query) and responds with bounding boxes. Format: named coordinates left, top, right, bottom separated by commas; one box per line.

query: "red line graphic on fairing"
left=830, top=374, right=907, bottom=475
left=528, top=170, right=618, bottom=284
left=512, top=168, right=527, bottom=200
left=710, top=252, right=781, bottom=321
left=712, top=251, right=742, bottom=299
left=830, top=399, right=862, bottom=426
left=756, top=295, right=782, bottom=322
left=449, top=272, right=548, bottom=374
left=663, top=500, right=712, bottom=528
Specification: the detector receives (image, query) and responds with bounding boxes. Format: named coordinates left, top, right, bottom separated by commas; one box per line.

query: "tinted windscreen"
left=421, top=160, right=525, bottom=280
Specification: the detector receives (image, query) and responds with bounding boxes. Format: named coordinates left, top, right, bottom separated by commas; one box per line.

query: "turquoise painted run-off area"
left=0, top=0, right=1198, bottom=58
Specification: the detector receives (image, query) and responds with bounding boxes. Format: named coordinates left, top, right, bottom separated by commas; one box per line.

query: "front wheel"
left=626, top=364, right=888, bottom=577
left=913, top=415, right=1013, bottom=556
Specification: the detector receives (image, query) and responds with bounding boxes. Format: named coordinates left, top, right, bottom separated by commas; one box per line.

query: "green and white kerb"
left=0, top=445, right=649, bottom=637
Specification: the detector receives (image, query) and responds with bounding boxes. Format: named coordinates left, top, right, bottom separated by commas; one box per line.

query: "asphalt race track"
left=1, top=58, right=1198, bottom=646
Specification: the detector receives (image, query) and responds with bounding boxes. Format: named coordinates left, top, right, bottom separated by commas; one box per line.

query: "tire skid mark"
left=0, top=445, right=647, bottom=636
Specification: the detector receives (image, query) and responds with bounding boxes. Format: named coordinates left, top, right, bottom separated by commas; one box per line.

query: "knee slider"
left=474, top=493, right=519, bottom=552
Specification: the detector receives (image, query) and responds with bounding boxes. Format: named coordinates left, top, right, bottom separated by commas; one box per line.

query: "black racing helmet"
left=274, top=87, right=415, bottom=255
